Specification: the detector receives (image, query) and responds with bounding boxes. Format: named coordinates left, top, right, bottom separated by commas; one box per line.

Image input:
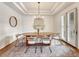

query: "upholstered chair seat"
left=28, top=37, right=36, bottom=44
left=43, top=40, right=50, bottom=44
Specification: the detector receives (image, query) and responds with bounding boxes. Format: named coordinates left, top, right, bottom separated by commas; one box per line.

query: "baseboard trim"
left=59, top=39, right=79, bottom=51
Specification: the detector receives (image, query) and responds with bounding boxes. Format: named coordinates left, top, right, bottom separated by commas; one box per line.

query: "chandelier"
left=33, top=2, right=45, bottom=35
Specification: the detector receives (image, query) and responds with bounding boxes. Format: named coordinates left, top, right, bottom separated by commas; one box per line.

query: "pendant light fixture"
left=33, top=2, right=45, bottom=35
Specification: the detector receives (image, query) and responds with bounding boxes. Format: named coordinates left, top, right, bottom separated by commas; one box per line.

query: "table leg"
left=49, top=47, right=52, bottom=53
left=35, top=46, right=37, bottom=53
left=24, top=46, right=29, bottom=53
left=40, top=46, right=42, bottom=53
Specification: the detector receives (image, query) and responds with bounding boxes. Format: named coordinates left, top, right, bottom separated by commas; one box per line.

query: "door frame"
left=67, top=8, right=78, bottom=47
left=60, top=8, right=78, bottom=47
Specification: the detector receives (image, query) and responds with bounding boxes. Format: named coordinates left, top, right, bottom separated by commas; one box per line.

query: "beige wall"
left=53, top=3, right=79, bottom=48
left=0, top=3, right=22, bottom=49
left=21, top=15, right=54, bottom=33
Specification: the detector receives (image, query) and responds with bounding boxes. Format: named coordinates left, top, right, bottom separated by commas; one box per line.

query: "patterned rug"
left=0, top=39, right=79, bottom=57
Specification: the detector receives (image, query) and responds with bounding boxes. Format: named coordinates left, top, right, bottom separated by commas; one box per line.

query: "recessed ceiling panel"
left=4, top=2, right=74, bottom=15
left=23, top=2, right=56, bottom=13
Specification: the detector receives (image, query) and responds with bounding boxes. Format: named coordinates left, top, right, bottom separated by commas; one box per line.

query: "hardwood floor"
left=0, top=39, right=79, bottom=57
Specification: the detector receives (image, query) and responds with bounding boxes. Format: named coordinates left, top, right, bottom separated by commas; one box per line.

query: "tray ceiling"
left=5, top=2, right=74, bottom=16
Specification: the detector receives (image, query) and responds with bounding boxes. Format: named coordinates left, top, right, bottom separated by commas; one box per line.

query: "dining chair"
left=15, top=34, right=26, bottom=47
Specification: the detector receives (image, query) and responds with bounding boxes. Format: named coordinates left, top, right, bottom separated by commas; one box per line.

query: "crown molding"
left=12, top=2, right=74, bottom=16
left=12, top=2, right=55, bottom=15
left=12, top=2, right=26, bottom=14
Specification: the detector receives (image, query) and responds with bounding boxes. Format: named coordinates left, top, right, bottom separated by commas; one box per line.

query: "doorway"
left=61, top=8, right=78, bottom=47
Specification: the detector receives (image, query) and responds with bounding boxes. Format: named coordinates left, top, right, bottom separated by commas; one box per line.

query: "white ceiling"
left=22, top=2, right=55, bottom=12
left=5, top=2, right=74, bottom=16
